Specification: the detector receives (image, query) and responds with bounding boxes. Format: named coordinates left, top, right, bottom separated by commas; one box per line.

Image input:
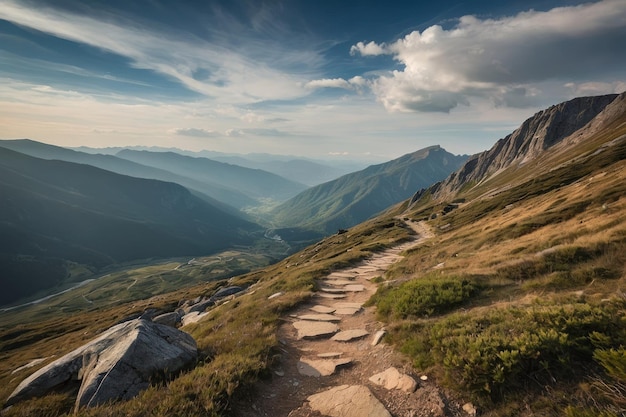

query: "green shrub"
left=392, top=299, right=626, bottom=403
left=373, top=274, right=478, bottom=319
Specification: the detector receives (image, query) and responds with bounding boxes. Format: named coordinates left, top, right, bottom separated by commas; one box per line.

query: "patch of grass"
left=371, top=274, right=479, bottom=319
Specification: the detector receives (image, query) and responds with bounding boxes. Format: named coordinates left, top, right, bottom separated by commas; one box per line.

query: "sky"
left=1, top=0, right=625, bottom=161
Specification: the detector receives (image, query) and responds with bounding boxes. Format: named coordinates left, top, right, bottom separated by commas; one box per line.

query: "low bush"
left=372, top=274, right=478, bottom=319
left=390, top=298, right=626, bottom=404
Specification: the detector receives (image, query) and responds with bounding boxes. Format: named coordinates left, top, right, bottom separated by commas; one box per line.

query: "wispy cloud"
left=0, top=0, right=321, bottom=105
left=351, top=0, right=626, bottom=112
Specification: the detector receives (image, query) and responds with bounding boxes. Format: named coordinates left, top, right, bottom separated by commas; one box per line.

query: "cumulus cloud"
left=351, top=0, right=626, bottom=112
left=169, top=127, right=219, bottom=137
left=350, top=41, right=387, bottom=56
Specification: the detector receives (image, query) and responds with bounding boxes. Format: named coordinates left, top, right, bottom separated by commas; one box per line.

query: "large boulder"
left=6, top=319, right=197, bottom=411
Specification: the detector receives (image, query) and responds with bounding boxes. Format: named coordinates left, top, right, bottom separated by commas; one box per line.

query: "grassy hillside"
left=372, top=111, right=626, bottom=415
left=270, top=146, right=466, bottom=234
left=0, top=148, right=261, bottom=306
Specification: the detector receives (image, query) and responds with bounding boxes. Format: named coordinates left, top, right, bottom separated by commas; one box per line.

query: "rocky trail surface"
left=231, top=221, right=471, bottom=417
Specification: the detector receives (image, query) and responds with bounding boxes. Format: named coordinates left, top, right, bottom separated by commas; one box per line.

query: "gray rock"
left=6, top=319, right=197, bottom=411
left=297, top=313, right=341, bottom=322
left=310, top=305, right=336, bottom=314
left=297, top=357, right=352, bottom=377
left=293, top=321, right=338, bottom=339
left=187, top=298, right=215, bottom=313
left=211, top=286, right=243, bottom=300
left=307, top=385, right=391, bottom=417
left=369, top=367, right=417, bottom=393
left=331, top=329, right=369, bottom=342
left=152, top=311, right=182, bottom=327
left=371, top=329, right=386, bottom=346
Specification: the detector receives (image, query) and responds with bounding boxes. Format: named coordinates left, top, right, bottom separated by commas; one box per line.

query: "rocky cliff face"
left=431, top=93, right=622, bottom=199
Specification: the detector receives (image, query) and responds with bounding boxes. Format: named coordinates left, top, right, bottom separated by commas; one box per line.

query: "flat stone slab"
left=310, top=305, right=336, bottom=314
left=333, top=302, right=363, bottom=309
left=369, top=367, right=417, bottom=393
left=317, top=352, right=343, bottom=358
left=323, top=279, right=354, bottom=286
left=327, top=272, right=357, bottom=279
left=344, top=284, right=365, bottom=292
left=297, top=357, right=352, bottom=377
left=320, top=287, right=346, bottom=294
left=318, top=293, right=346, bottom=299
left=334, top=307, right=361, bottom=316
left=297, top=314, right=341, bottom=322
left=293, top=321, right=338, bottom=339
left=331, top=329, right=369, bottom=342
left=307, top=385, right=391, bottom=417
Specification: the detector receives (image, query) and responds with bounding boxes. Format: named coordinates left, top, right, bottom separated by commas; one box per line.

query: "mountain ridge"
left=271, top=145, right=467, bottom=233
left=426, top=93, right=622, bottom=201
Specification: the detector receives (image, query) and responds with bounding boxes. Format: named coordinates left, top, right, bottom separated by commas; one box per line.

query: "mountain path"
left=230, top=220, right=467, bottom=417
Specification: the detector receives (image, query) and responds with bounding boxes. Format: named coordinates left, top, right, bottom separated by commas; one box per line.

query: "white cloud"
left=350, top=41, right=387, bottom=56
left=305, top=78, right=353, bottom=90
left=169, top=128, right=220, bottom=138
left=351, top=0, right=626, bottom=112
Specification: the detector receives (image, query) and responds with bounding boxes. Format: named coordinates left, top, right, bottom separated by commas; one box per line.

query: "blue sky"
left=1, top=0, right=625, bottom=161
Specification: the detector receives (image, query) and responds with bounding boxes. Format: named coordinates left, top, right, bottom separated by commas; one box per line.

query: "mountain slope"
left=271, top=146, right=467, bottom=233
left=0, top=139, right=257, bottom=210
left=116, top=150, right=308, bottom=204
left=425, top=93, right=621, bottom=201
left=0, top=148, right=261, bottom=305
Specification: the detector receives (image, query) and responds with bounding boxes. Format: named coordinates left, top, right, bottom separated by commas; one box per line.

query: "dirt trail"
left=230, top=220, right=465, bottom=417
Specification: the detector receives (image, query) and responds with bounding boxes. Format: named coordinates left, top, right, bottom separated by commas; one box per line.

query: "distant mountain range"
left=270, top=146, right=467, bottom=234
left=116, top=150, right=307, bottom=203
left=0, top=147, right=261, bottom=305
left=0, top=140, right=303, bottom=210
left=73, top=146, right=368, bottom=186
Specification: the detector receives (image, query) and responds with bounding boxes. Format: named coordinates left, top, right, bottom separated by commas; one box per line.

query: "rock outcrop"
left=428, top=93, right=622, bottom=200
left=6, top=319, right=197, bottom=411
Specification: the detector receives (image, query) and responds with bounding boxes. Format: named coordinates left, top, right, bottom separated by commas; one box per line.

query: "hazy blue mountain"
left=74, top=145, right=372, bottom=186
left=0, top=147, right=261, bottom=305
left=208, top=156, right=350, bottom=186
left=270, top=146, right=467, bottom=234
left=116, top=150, right=308, bottom=202
left=0, top=139, right=257, bottom=210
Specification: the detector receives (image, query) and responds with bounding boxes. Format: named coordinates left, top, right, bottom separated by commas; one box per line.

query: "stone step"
left=310, top=305, right=336, bottom=314
left=297, top=357, right=352, bottom=377
left=331, top=329, right=369, bottom=342
left=307, top=385, right=391, bottom=417
left=317, top=293, right=346, bottom=300
left=297, top=313, right=342, bottom=322
left=293, top=321, right=338, bottom=339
